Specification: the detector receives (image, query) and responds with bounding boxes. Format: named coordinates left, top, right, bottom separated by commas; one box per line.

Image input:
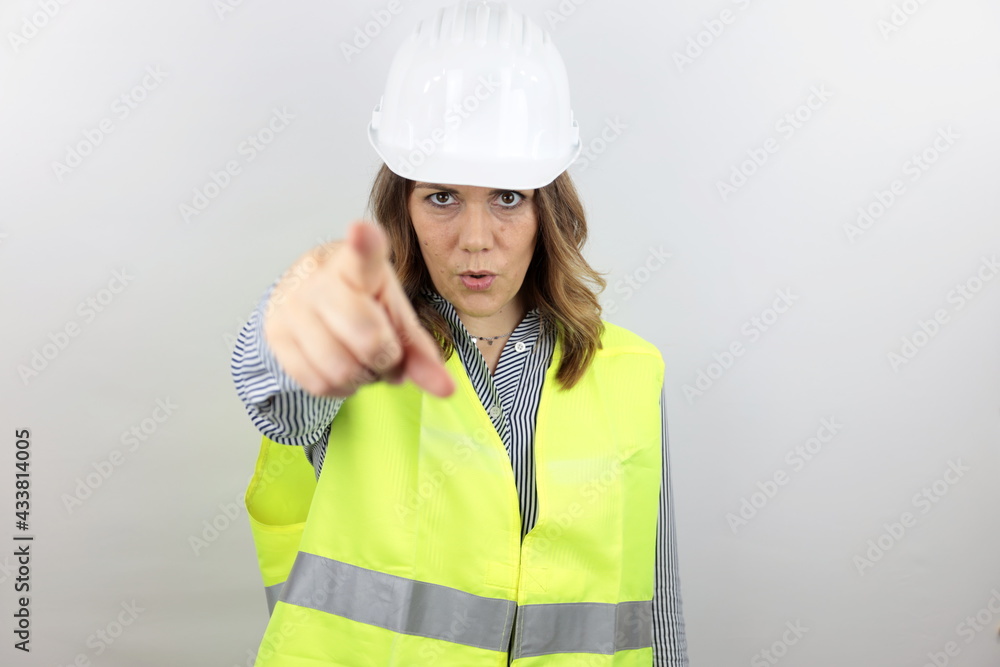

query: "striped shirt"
left=231, top=278, right=689, bottom=666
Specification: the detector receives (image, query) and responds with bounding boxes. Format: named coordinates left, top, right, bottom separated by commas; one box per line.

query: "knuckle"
left=334, top=361, right=374, bottom=393
left=354, top=363, right=379, bottom=386
left=370, top=353, right=390, bottom=373
left=371, top=340, right=401, bottom=371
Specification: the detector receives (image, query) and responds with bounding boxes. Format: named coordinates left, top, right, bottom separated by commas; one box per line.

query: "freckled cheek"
left=421, top=237, right=449, bottom=274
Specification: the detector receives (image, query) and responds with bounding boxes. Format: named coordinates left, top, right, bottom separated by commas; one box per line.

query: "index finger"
left=379, top=274, right=455, bottom=398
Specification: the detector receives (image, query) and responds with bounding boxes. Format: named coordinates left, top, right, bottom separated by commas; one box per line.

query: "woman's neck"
left=455, top=294, right=527, bottom=341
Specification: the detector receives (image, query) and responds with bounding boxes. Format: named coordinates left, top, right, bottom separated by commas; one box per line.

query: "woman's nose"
left=456, top=204, right=493, bottom=253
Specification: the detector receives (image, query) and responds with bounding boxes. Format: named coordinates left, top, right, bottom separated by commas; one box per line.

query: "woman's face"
left=408, top=182, right=538, bottom=320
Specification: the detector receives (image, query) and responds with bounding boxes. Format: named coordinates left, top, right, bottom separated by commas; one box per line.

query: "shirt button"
left=489, top=405, right=501, bottom=418
left=514, top=341, right=526, bottom=353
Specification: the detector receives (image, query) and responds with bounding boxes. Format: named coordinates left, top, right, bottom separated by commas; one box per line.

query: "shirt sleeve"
left=652, top=381, right=689, bottom=666
left=229, top=276, right=344, bottom=473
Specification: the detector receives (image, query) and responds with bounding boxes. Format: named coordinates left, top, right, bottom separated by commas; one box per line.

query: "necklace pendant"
left=487, top=340, right=494, bottom=346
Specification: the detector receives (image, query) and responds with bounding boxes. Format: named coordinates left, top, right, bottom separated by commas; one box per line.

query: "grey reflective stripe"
left=264, top=582, right=284, bottom=616
left=281, top=551, right=516, bottom=652
left=512, top=600, right=653, bottom=659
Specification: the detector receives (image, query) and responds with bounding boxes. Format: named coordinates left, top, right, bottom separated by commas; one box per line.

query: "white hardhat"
left=368, top=0, right=582, bottom=190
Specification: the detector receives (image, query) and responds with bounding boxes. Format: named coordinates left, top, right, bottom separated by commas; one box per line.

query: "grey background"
left=1, top=0, right=999, bottom=665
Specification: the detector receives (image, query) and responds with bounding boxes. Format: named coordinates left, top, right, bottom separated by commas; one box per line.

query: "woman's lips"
left=459, top=274, right=496, bottom=290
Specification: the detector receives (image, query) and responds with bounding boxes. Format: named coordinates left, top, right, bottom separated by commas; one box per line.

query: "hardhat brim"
left=369, top=122, right=582, bottom=191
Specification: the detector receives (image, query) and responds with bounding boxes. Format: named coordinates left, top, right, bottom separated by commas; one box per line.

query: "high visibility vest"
left=245, top=321, right=664, bottom=666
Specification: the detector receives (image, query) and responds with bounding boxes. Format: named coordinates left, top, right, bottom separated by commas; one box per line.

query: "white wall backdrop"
left=2, top=0, right=999, bottom=665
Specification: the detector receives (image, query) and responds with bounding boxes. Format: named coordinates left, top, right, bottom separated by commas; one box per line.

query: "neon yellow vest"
left=245, top=321, right=664, bottom=665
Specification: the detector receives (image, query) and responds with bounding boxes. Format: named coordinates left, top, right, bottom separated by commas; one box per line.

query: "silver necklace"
left=469, top=330, right=514, bottom=346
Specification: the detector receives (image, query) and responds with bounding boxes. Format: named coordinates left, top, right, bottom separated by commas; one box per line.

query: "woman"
left=232, top=2, right=688, bottom=665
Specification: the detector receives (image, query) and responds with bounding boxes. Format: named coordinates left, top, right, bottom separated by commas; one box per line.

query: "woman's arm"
left=230, top=277, right=345, bottom=470
left=652, top=382, right=690, bottom=666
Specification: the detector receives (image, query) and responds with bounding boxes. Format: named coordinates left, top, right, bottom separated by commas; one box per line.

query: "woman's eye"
left=428, top=192, right=455, bottom=207
left=497, top=191, right=524, bottom=208
left=425, top=191, right=525, bottom=209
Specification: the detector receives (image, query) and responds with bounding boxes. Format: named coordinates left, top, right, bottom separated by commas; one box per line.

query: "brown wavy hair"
left=366, top=164, right=606, bottom=390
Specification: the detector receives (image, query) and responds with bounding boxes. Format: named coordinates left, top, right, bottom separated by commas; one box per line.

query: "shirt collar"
left=419, top=285, right=548, bottom=349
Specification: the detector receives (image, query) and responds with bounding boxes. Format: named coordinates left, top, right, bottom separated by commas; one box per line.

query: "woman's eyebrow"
left=413, top=182, right=459, bottom=193
left=413, top=183, right=529, bottom=196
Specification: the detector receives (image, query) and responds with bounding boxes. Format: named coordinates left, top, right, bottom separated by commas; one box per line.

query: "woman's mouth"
left=459, top=274, right=496, bottom=291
